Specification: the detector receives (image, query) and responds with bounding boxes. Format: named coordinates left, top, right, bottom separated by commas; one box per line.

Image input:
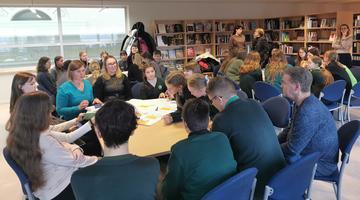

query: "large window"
left=0, top=7, right=126, bottom=68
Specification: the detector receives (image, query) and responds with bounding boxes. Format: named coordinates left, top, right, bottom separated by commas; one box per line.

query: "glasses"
left=107, top=62, right=117, bottom=67
left=210, top=95, right=221, bottom=104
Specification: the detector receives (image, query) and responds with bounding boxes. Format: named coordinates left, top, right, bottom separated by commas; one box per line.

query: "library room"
left=0, top=0, right=360, bottom=200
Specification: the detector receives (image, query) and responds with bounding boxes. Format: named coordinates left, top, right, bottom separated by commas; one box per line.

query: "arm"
left=92, top=77, right=104, bottom=102
left=50, top=118, right=77, bottom=132
left=41, top=134, right=97, bottom=167
left=226, top=60, right=242, bottom=84
left=123, top=76, right=133, bottom=100
left=49, top=121, right=92, bottom=143
left=161, top=153, right=184, bottom=200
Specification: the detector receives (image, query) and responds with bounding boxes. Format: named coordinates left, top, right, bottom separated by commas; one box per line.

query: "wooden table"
left=129, top=120, right=187, bottom=157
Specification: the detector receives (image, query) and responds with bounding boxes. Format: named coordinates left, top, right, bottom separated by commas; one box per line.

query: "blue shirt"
left=56, top=80, right=94, bottom=120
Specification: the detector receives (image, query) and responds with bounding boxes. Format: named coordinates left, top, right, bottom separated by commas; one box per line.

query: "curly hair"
left=240, top=51, right=261, bottom=74
left=266, top=49, right=288, bottom=82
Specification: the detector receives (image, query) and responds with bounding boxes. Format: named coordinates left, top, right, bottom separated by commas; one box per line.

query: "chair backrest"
left=337, top=120, right=360, bottom=163
left=3, top=147, right=35, bottom=200
left=264, top=152, right=321, bottom=200
left=252, top=81, right=281, bottom=102
left=349, top=82, right=360, bottom=99
left=319, top=80, right=346, bottom=102
left=201, top=168, right=258, bottom=200
left=262, top=96, right=291, bottom=128
left=131, top=82, right=144, bottom=99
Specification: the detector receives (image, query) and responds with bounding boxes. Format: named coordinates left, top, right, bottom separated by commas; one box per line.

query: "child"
left=118, top=50, right=128, bottom=71
left=140, top=63, right=167, bottom=99
left=183, top=61, right=201, bottom=79
left=152, top=50, right=169, bottom=79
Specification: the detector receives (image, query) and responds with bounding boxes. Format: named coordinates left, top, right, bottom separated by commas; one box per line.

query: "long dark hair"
left=54, top=56, right=63, bottom=70
left=6, top=91, right=52, bottom=191
left=232, top=25, right=244, bottom=35
left=36, top=57, right=50, bottom=73
left=9, top=72, right=36, bottom=113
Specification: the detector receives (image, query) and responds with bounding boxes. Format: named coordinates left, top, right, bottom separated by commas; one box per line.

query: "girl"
left=36, top=56, right=57, bottom=105
left=295, top=47, right=308, bottom=67
left=265, top=49, right=291, bottom=91
left=332, top=24, right=352, bottom=68
left=239, top=51, right=263, bottom=98
left=6, top=91, right=98, bottom=200
left=140, top=63, right=167, bottom=99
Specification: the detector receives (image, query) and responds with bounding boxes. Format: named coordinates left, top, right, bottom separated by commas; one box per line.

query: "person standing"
left=332, top=24, right=352, bottom=68
left=229, top=25, right=246, bottom=54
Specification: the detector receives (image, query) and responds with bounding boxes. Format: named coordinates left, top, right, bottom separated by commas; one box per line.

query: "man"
left=162, top=98, right=237, bottom=200
left=279, top=67, right=339, bottom=177
left=152, top=50, right=169, bottom=79
left=71, top=100, right=160, bottom=200
left=207, top=77, right=285, bottom=198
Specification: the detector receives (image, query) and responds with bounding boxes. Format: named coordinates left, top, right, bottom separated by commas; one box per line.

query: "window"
left=0, top=7, right=126, bottom=68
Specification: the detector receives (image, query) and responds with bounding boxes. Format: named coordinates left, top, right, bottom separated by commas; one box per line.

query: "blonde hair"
left=132, top=53, right=145, bottom=70
left=240, top=51, right=261, bottom=74
left=102, top=55, right=122, bottom=80
left=255, top=28, right=265, bottom=37
left=88, top=61, right=101, bottom=84
left=187, top=73, right=207, bottom=89
left=166, top=71, right=186, bottom=87
left=266, top=49, right=288, bottom=82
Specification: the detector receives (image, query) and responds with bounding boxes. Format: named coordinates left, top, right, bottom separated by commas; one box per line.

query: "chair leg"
left=332, top=182, right=341, bottom=200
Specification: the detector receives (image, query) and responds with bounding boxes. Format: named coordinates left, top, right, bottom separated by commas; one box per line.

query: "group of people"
left=4, top=23, right=353, bottom=200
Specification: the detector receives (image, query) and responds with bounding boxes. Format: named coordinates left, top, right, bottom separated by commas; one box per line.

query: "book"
left=174, top=24, right=183, bottom=32
left=203, top=23, right=212, bottom=32
left=195, top=23, right=204, bottom=32
left=175, top=49, right=184, bottom=58
left=329, top=31, right=336, bottom=42
left=156, top=35, right=166, bottom=46
left=187, top=47, right=195, bottom=57
left=187, top=23, right=194, bottom=32
left=158, top=24, right=166, bottom=33
left=169, top=49, right=176, bottom=59
left=161, top=50, right=169, bottom=60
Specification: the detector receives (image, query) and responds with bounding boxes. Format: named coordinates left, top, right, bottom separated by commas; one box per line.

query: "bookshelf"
left=153, top=13, right=337, bottom=68
left=353, top=13, right=360, bottom=67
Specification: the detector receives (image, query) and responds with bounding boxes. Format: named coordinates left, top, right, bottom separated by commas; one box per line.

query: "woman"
left=265, top=49, right=291, bottom=91
left=140, top=63, right=167, bottom=99
left=98, top=51, right=109, bottom=71
left=187, top=73, right=218, bottom=119
left=252, top=28, right=270, bottom=68
left=9, top=72, right=37, bottom=113
left=85, top=60, right=101, bottom=86
left=93, top=55, right=132, bottom=102
left=6, top=91, right=98, bottom=200
left=163, top=71, right=194, bottom=125
left=56, top=60, right=102, bottom=121
left=50, top=56, right=67, bottom=87
left=36, top=56, right=57, bottom=104
left=332, top=24, right=352, bottom=68
left=239, top=51, right=263, bottom=98
left=128, top=53, right=145, bottom=83
left=79, top=51, right=90, bottom=75
left=307, top=56, right=334, bottom=97
left=295, top=47, right=308, bottom=67
left=218, top=50, right=244, bottom=85
left=229, top=25, right=246, bottom=54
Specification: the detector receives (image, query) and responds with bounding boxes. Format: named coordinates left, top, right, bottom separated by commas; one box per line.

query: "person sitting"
left=9, top=72, right=37, bottom=113
left=278, top=67, right=339, bottom=177
left=239, top=51, right=263, bottom=98
left=306, top=56, right=334, bottom=97
left=79, top=51, right=90, bottom=74
left=207, top=76, right=286, bottom=198
left=140, top=63, right=167, bottom=99
left=295, top=47, right=308, bottom=67
left=6, top=91, right=98, bottom=200
left=187, top=73, right=218, bottom=119
left=71, top=100, right=160, bottom=200
left=162, top=98, right=237, bottom=200
left=36, top=56, right=57, bottom=105
left=152, top=49, right=169, bottom=79
left=128, top=53, right=145, bottom=83
left=85, top=60, right=101, bottom=86
left=162, top=71, right=194, bottom=124
left=56, top=60, right=102, bottom=120
left=50, top=56, right=67, bottom=87
left=93, top=55, right=132, bottom=102
left=183, top=60, right=201, bottom=79
left=98, top=51, right=109, bottom=71
left=118, top=50, right=128, bottom=71
left=265, top=49, right=292, bottom=91
left=218, top=49, right=244, bottom=85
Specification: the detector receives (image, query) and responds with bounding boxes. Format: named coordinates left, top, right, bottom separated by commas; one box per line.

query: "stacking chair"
left=343, top=82, right=360, bottom=122
left=131, top=82, right=144, bottom=99
left=319, top=80, right=346, bottom=124
left=262, top=96, right=291, bottom=128
left=202, top=168, right=258, bottom=200
left=263, top=152, right=321, bottom=200
left=314, top=120, right=360, bottom=200
left=252, top=81, right=281, bottom=102
left=3, top=147, right=36, bottom=200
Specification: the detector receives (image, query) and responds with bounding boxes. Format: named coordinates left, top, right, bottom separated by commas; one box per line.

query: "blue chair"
left=252, top=81, right=281, bottom=102
left=262, top=96, right=291, bottom=128
left=263, top=152, right=321, bottom=200
left=131, top=82, right=144, bottom=99
left=343, top=82, right=360, bottom=122
left=3, top=147, right=36, bottom=200
left=202, top=168, right=258, bottom=200
left=319, top=80, right=346, bottom=124
left=314, top=120, right=360, bottom=200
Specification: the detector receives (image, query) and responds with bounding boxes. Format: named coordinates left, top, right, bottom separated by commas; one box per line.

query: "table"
left=129, top=121, right=187, bottom=157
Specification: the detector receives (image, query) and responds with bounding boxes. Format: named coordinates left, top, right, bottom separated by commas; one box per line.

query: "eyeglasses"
left=107, top=62, right=117, bottom=67
left=209, top=95, right=221, bottom=104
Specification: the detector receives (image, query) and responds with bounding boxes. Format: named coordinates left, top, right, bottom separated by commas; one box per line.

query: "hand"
left=76, top=113, right=84, bottom=123
left=72, top=148, right=84, bottom=160
left=93, top=98, right=103, bottom=105
left=79, top=100, right=89, bottom=110
left=162, top=114, right=173, bottom=125
left=159, top=93, right=166, bottom=98
left=68, top=125, right=78, bottom=132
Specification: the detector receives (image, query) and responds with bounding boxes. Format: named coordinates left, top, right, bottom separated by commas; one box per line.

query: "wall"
left=0, top=0, right=359, bottom=104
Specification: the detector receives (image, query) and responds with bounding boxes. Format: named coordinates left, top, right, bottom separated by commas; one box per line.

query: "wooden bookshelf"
left=153, top=13, right=338, bottom=67
left=353, top=13, right=360, bottom=67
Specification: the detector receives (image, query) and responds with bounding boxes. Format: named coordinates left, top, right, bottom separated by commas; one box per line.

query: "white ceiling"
left=116, top=0, right=360, bottom=2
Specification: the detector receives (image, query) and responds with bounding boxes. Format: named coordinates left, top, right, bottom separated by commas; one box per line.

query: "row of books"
left=157, top=24, right=184, bottom=34
left=353, top=29, right=360, bottom=40
left=279, top=44, right=294, bottom=54
left=187, top=33, right=212, bottom=45
left=307, top=17, right=336, bottom=28
left=162, top=60, right=183, bottom=70
left=308, top=31, right=336, bottom=41
left=215, top=22, right=235, bottom=32
left=353, top=42, right=360, bottom=54
left=186, top=23, right=212, bottom=32
left=160, top=49, right=184, bottom=60
left=156, top=35, right=184, bottom=47
left=280, top=19, right=304, bottom=29
left=354, top=15, right=360, bottom=27
left=264, top=19, right=280, bottom=30
left=216, top=46, right=229, bottom=56
left=187, top=47, right=211, bottom=57
left=216, top=35, right=231, bottom=43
